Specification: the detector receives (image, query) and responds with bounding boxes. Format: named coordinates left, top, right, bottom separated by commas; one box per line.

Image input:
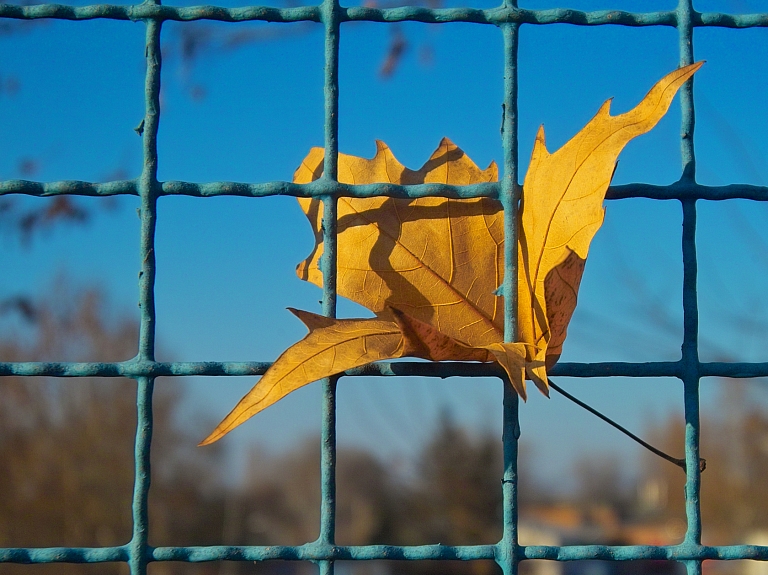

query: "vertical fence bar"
left=130, top=9, right=162, bottom=575
left=498, top=4, right=520, bottom=575
left=501, top=15, right=519, bottom=347
left=131, top=380, right=155, bottom=575
left=138, top=22, right=160, bottom=364
left=681, top=198, right=701, bottom=543
left=319, top=0, right=340, bottom=573
left=320, top=0, right=340, bottom=322
left=677, top=0, right=703, bottom=571
left=678, top=0, right=697, bottom=184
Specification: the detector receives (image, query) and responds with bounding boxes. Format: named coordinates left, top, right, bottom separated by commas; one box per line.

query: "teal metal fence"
left=2, top=1, right=768, bottom=574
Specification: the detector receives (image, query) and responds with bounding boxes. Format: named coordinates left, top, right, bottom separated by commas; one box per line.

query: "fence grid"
left=2, top=1, right=768, bottom=574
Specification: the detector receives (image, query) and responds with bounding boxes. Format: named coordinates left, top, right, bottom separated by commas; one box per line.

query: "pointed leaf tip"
left=288, top=307, right=336, bottom=331
left=198, top=431, right=221, bottom=447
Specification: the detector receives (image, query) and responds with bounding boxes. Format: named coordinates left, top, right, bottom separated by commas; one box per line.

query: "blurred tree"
left=213, top=438, right=400, bottom=575
left=231, top=413, right=514, bottom=575
left=406, top=412, right=502, bottom=545
left=0, top=281, right=226, bottom=575
left=386, top=413, right=503, bottom=575
left=0, top=196, right=94, bottom=245
left=640, top=383, right=768, bottom=546
left=573, top=454, right=632, bottom=519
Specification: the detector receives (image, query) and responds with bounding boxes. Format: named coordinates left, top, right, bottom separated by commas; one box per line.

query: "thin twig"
left=548, top=379, right=706, bottom=474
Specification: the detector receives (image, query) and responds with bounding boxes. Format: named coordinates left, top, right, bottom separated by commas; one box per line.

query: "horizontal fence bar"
left=152, top=543, right=768, bottom=562
left=698, top=362, right=768, bottom=378
left=3, top=179, right=768, bottom=202
left=0, top=546, right=129, bottom=563
left=553, top=361, right=681, bottom=378
left=0, top=361, right=272, bottom=378
left=153, top=543, right=768, bottom=563
left=0, top=179, right=498, bottom=200
left=0, top=3, right=321, bottom=22
left=4, top=543, right=768, bottom=564
left=523, top=544, right=768, bottom=562
left=0, top=179, right=139, bottom=196
left=1, top=4, right=767, bottom=27
left=2, top=359, right=768, bottom=379
left=608, top=182, right=768, bottom=201
left=151, top=544, right=496, bottom=562
left=162, top=180, right=498, bottom=200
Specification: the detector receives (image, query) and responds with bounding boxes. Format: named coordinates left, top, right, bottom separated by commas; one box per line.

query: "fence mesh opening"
left=2, top=1, right=768, bottom=575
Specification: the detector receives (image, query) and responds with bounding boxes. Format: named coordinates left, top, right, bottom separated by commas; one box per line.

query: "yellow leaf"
left=478, top=341, right=529, bottom=399
left=389, top=307, right=493, bottom=362
left=387, top=308, right=530, bottom=398
left=544, top=249, right=585, bottom=362
left=203, top=63, right=701, bottom=443
left=200, top=306, right=493, bottom=445
left=296, top=138, right=505, bottom=348
left=516, top=61, right=703, bottom=391
left=199, top=309, right=405, bottom=446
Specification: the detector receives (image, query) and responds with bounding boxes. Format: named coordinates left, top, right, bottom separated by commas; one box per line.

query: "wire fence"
left=2, top=1, right=768, bottom=574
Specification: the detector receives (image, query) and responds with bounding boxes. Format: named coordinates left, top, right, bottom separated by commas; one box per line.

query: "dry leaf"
left=295, top=139, right=504, bottom=349
left=200, top=309, right=404, bottom=445
left=200, top=306, right=501, bottom=445
left=201, top=62, right=701, bottom=445
left=517, top=61, right=702, bottom=391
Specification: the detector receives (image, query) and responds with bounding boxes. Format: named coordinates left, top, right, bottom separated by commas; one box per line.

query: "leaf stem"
left=547, top=379, right=706, bottom=474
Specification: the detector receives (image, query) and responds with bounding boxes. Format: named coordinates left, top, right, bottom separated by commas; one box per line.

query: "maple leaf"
left=200, top=62, right=702, bottom=446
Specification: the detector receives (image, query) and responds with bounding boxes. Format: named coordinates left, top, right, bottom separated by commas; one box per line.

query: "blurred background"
left=2, top=0, right=768, bottom=573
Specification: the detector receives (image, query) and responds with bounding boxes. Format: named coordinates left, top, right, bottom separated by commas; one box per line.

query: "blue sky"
left=2, top=0, right=768, bottom=487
